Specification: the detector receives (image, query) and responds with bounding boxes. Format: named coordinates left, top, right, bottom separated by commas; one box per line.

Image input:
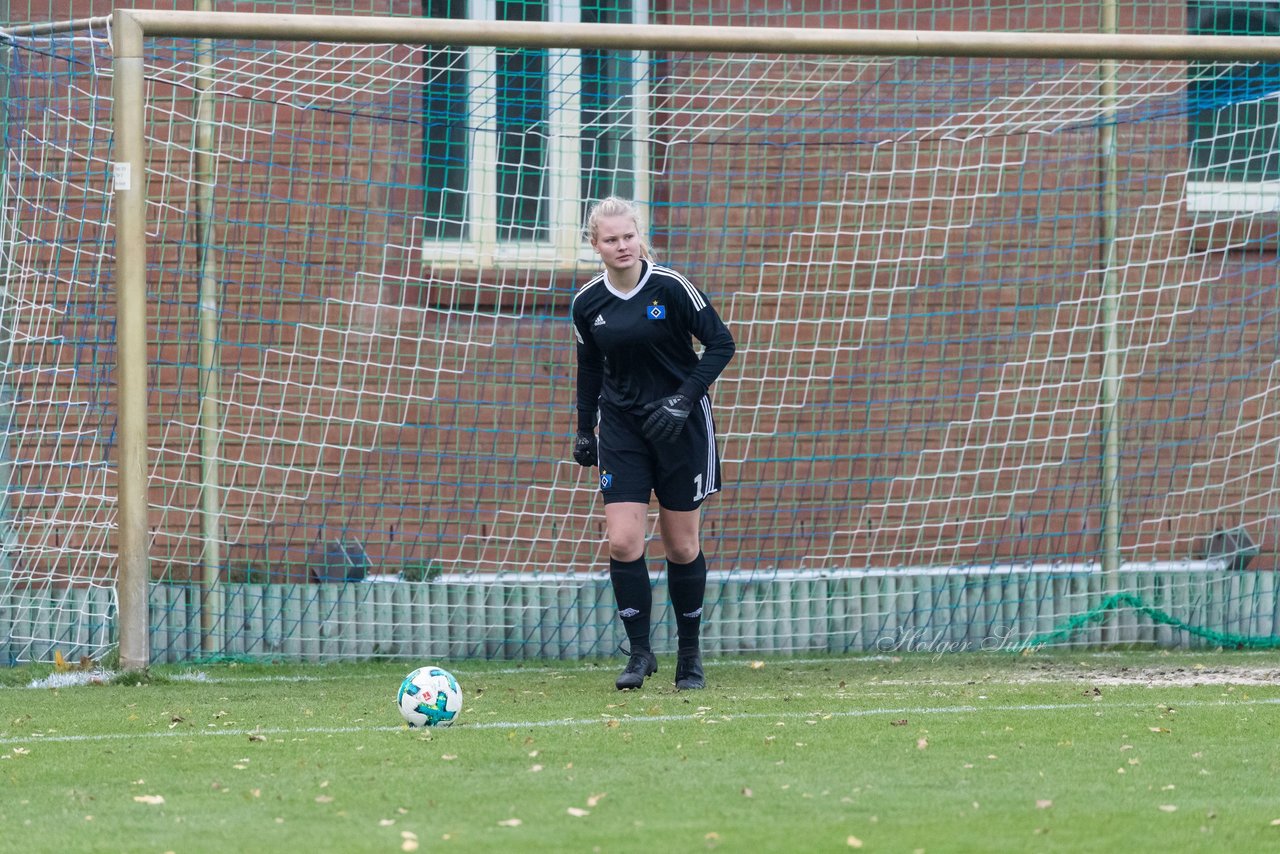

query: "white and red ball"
left=396, top=666, right=463, bottom=728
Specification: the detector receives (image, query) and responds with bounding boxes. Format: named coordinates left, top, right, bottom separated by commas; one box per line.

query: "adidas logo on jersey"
left=593, top=314, right=606, bottom=326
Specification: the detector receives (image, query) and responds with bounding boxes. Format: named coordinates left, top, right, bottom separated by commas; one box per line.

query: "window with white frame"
left=1185, top=0, right=1280, bottom=213
left=421, top=0, right=648, bottom=264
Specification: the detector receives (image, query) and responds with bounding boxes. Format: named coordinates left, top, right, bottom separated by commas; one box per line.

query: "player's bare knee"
left=665, top=541, right=701, bottom=565
left=607, top=537, right=645, bottom=563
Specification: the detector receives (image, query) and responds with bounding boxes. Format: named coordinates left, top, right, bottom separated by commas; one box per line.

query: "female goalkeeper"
left=570, top=197, right=736, bottom=691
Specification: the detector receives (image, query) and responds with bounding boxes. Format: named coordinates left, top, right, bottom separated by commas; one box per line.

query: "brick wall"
left=6, top=1, right=1278, bottom=582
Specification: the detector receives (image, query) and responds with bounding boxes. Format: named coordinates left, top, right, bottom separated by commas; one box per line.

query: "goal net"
left=2, top=16, right=1279, bottom=663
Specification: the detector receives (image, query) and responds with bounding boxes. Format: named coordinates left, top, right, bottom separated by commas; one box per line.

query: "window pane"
left=1187, top=1, right=1280, bottom=182
left=581, top=0, right=637, bottom=221
left=496, top=0, right=549, bottom=242
left=422, top=0, right=469, bottom=240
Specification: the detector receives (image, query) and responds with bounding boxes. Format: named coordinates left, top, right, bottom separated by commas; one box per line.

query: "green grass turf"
left=2, top=651, right=1279, bottom=853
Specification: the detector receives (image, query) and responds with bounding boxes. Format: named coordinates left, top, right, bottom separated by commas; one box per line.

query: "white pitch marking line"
left=7, top=652, right=1280, bottom=688
left=2, top=696, right=1277, bottom=747
left=2, top=657, right=901, bottom=688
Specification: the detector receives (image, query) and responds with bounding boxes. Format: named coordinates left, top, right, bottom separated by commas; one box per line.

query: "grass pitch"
left=2, top=651, right=1279, bottom=853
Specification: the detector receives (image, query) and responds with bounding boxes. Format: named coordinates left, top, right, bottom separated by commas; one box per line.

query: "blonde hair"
left=586, top=196, right=653, bottom=260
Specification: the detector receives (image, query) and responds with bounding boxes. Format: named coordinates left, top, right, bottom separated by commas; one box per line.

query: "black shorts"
left=597, top=398, right=722, bottom=511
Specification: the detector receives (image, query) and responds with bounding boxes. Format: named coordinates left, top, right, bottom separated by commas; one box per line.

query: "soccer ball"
left=396, top=665, right=463, bottom=728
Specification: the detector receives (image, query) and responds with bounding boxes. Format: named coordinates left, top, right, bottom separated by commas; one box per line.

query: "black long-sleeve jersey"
left=572, top=259, right=735, bottom=432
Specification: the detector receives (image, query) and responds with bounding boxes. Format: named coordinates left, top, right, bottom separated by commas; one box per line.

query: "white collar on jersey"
left=603, top=258, right=652, bottom=300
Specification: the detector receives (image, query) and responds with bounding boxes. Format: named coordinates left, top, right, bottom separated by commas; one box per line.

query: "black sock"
left=667, top=551, right=707, bottom=653
left=609, top=555, right=652, bottom=652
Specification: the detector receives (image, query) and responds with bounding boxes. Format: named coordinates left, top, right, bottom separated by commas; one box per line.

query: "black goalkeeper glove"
left=572, top=430, right=598, bottom=467
left=641, top=394, right=694, bottom=443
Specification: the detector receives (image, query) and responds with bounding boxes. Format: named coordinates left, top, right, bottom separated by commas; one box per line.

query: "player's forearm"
left=576, top=358, right=604, bottom=431
left=677, top=331, right=735, bottom=400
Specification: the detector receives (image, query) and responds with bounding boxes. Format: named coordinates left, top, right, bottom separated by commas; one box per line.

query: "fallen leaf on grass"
left=916, top=738, right=929, bottom=750
left=497, top=818, right=522, bottom=827
left=567, top=807, right=589, bottom=817
left=890, top=719, right=908, bottom=727
left=847, top=836, right=864, bottom=848
left=1158, top=804, right=1177, bottom=813
left=587, top=793, right=606, bottom=807
left=133, top=795, right=165, bottom=805
left=1036, top=800, right=1053, bottom=810
left=749, top=661, right=765, bottom=670
left=401, top=830, right=419, bottom=852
